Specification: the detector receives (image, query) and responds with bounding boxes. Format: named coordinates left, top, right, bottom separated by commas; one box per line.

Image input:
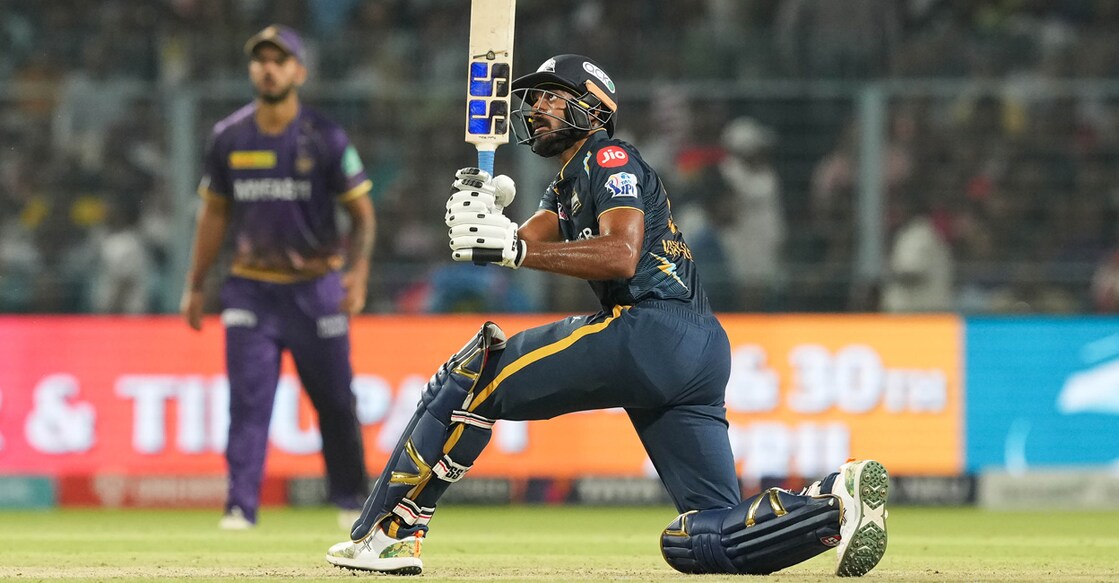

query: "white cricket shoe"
left=326, top=526, right=423, bottom=575
left=218, top=506, right=254, bottom=530
left=832, top=459, right=889, bottom=577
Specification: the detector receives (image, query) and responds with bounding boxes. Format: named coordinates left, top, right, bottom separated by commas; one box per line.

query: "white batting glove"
left=446, top=190, right=494, bottom=227
left=449, top=167, right=517, bottom=214
left=448, top=212, right=527, bottom=269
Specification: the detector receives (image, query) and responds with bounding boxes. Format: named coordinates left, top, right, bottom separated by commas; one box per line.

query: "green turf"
left=1, top=506, right=1118, bottom=582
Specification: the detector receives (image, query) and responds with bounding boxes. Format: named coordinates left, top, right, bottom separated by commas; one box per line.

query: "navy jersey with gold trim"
left=539, top=130, right=711, bottom=313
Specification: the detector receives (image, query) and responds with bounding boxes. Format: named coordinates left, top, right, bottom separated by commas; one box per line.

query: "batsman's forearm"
left=521, top=236, right=638, bottom=280
left=185, top=202, right=229, bottom=291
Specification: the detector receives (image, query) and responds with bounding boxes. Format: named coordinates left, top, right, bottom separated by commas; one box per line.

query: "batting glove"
left=448, top=212, right=527, bottom=269
left=448, top=167, right=517, bottom=215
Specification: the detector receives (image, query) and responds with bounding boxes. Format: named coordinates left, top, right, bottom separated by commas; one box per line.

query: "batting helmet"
left=511, top=54, right=618, bottom=139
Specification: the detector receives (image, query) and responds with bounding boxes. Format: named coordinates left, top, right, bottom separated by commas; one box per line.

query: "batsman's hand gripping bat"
left=465, top=0, right=516, bottom=176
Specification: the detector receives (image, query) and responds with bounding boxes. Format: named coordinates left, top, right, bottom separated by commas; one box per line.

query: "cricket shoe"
left=832, top=459, right=890, bottom=577
left=326, top=526, right=423, bottom=575
left=218, top=506, right=254, bottom=530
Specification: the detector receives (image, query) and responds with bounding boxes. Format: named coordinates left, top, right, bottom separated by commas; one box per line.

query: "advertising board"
left=0, top=315, right=963, bottom=481
left=966, top=317, right=1119, bottom=471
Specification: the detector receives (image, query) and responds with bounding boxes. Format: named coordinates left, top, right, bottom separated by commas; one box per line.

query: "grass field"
left=2, top=506, right=1118, bottom=582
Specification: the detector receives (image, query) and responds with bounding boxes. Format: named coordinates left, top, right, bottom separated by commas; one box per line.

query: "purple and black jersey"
left=539, top=130, right=710, bottom=313
left=199, top=103, right=372, bottom=282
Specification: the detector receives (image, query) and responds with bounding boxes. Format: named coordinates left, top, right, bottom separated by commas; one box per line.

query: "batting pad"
left=661, top=488, right=842, bottom=575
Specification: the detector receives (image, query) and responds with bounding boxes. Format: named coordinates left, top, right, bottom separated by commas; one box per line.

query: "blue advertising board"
left=966, top=317, right=1119, bottom=471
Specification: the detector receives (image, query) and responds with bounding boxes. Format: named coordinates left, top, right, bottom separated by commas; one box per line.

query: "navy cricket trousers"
left=469, top=300, right=740, bottom=513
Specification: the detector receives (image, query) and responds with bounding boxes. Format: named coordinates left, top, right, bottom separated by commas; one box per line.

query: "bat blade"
left=465, top=0, right=516, bottom=175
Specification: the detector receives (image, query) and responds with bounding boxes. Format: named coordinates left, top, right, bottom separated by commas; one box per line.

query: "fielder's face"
left=249, top=44, right=306, bottom=104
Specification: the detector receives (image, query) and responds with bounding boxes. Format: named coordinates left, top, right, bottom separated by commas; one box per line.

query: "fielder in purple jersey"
left=181, top=25, right=374, bottom=530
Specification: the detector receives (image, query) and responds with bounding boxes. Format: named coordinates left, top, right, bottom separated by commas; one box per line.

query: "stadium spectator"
left=90, top=198, right=154, bottom=314
left=880, top=190, right=954, bottom=313
left=717, top=116, right=786, bottom=312
left=775, top=0, right=902, bottom=79
left=51, top=39, right=135, bottom=172
left=6, top=1, right=1119, bottom=314
left=1091, top=249, right=1119, bottom=313
left=672, top=171, right=738, bottom=312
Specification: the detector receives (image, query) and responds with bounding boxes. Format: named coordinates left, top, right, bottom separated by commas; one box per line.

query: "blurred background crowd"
left=6, top=0, right=1119, bottom=315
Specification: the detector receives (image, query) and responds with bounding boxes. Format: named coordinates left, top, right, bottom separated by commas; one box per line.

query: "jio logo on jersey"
left=597, top=146, right=628, bottom=168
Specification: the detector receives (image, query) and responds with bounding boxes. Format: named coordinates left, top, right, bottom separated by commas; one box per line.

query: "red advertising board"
left=0, top=315, right=961, bottom=480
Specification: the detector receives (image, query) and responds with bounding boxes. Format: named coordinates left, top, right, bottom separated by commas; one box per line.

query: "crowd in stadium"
left=5, top=0, right=1119, bottom=314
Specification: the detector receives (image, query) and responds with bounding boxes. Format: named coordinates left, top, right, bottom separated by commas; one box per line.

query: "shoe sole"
left=217, top=523, right=253, bottom=530
left=326, top=554, right=422, bottom=576
left=836, top=460, right=889, bottom=577
left=218, top=517, right=254, bottom=530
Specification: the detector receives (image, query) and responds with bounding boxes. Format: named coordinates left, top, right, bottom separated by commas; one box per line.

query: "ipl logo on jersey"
left=605, top=172, right=638, bottom=198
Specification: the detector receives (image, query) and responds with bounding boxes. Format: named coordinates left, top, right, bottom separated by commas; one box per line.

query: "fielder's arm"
left=181, top=196, right=231, bottom=330
left=341, top=195, right=376, bottom=314
left=517, top=207, right=643, bottom=280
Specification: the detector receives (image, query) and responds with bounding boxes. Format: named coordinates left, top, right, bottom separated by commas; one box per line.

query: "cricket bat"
left=465, top=0, right=516, bottom=176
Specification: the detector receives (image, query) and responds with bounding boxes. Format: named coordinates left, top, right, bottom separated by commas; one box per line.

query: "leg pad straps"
left=661, top=488, right=842, bottom=575
left=349, top=322, right=505, bottom=541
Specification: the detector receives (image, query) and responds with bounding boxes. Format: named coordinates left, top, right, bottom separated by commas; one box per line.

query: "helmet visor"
left=511, top=87, right=614, bottom=146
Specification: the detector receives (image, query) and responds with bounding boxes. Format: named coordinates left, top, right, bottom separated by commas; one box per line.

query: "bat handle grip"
left=477, top=149, right=495, bottom=176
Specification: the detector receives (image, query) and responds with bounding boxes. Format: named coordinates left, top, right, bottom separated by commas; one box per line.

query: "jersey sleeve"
left=538, top=180, right=559, bottom=214
left=325, top=127, right=373, bottom=203
left=198, top=129, right=231, bottom=201
left=588, top=144, right=645, bottom=217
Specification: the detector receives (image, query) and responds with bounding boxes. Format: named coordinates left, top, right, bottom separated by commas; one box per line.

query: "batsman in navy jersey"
left=182, top=25, right=373, bottom=529
left=328, top=55, right=889, bottom=578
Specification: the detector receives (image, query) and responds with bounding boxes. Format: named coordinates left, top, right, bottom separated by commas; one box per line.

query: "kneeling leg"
left=661, top=488, right=842, bottom=575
